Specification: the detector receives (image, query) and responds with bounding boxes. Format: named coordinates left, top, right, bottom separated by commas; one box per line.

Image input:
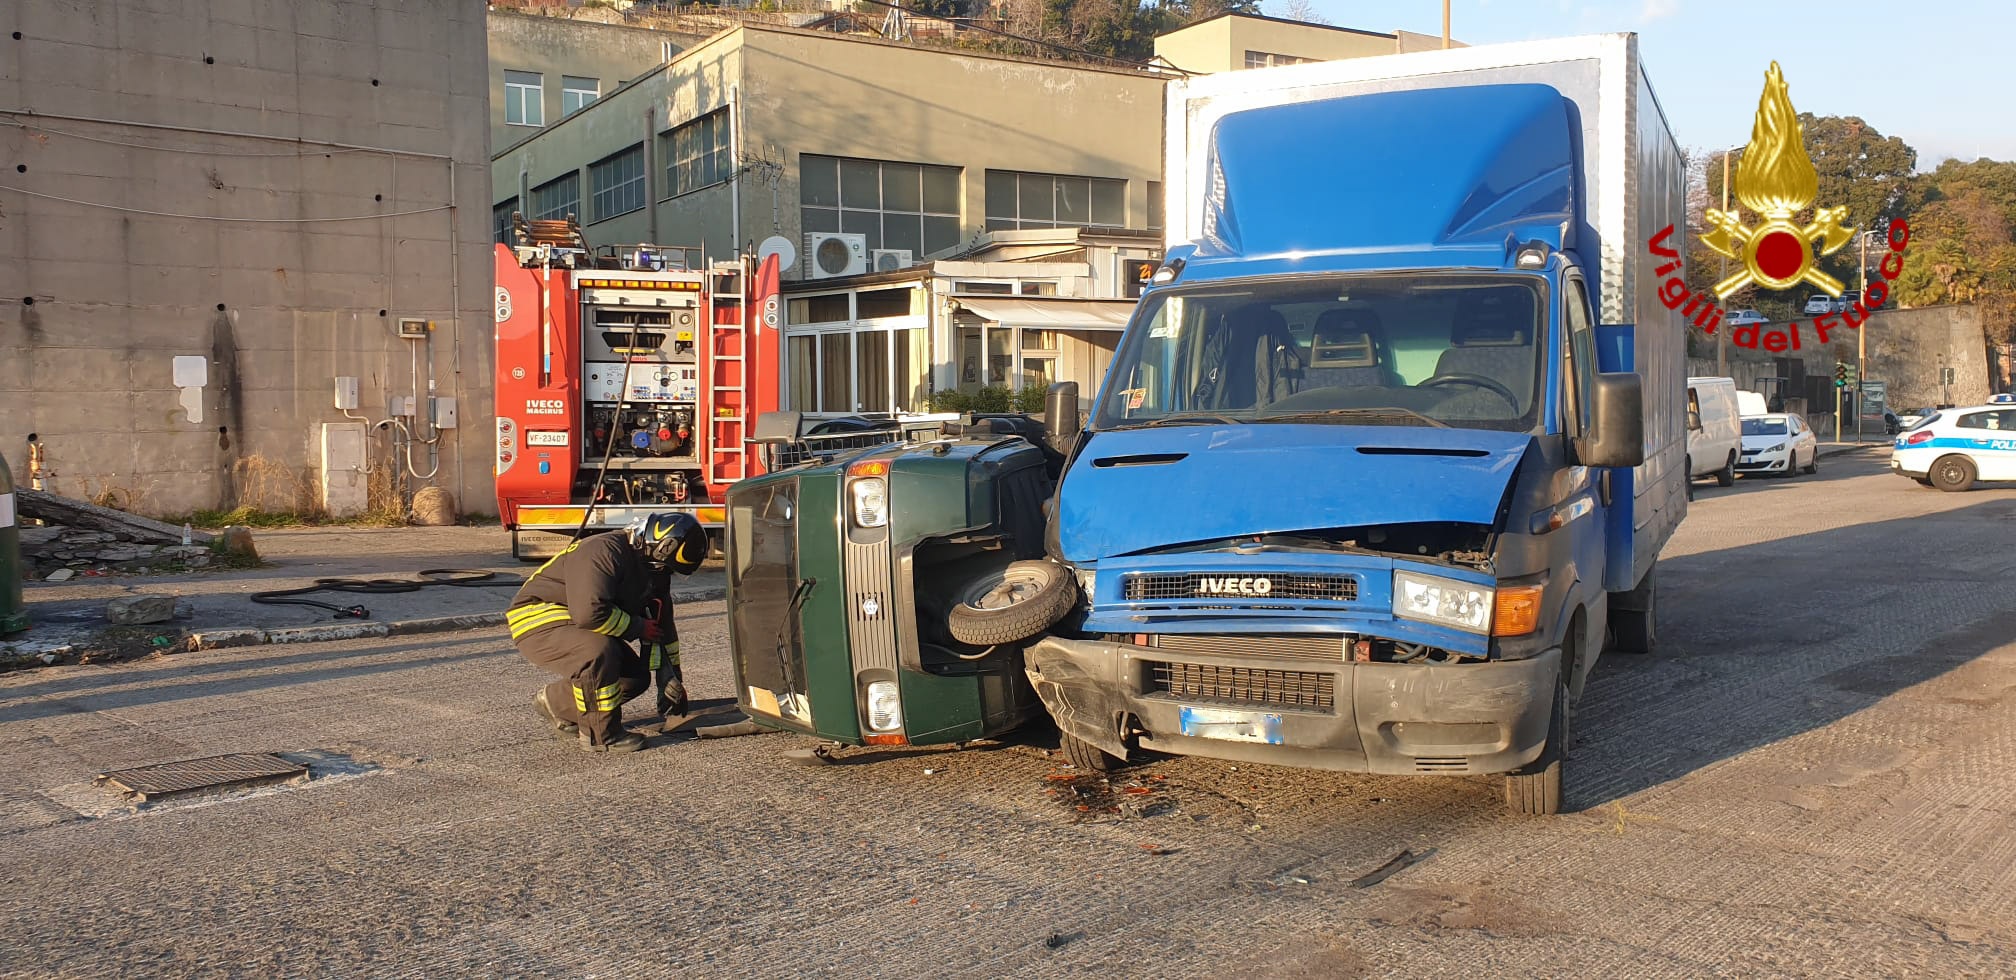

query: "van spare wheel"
left=947, top=559, right=1077, bottom=646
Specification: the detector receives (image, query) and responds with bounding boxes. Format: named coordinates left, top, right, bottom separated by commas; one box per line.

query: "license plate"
left=526, top=431, right=569, bottom=447
left=1179, top=706, right=1283, bottom=744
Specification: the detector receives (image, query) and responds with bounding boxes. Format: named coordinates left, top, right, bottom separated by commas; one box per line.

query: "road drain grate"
left=96, top=752, right=309, bottom=802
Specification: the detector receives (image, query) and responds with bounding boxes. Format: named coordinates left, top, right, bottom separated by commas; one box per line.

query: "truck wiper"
left=1256, top=408, right=1449, bottom=428
left=1109, top=412, right=1246, bottom=430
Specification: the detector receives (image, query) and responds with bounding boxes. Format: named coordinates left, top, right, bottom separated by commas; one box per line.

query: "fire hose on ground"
left=248, top=568, right=525, bottom=619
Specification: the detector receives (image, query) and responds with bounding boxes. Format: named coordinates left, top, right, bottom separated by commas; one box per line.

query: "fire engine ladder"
left=705, top=257, right=752, bottom=488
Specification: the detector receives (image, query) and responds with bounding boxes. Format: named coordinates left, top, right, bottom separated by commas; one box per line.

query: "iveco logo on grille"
left=1196, top=577, right=1272, bottom=596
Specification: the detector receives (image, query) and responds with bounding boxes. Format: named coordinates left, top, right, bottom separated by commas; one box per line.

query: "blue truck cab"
left=1025, top=35, right=1688, bottom=815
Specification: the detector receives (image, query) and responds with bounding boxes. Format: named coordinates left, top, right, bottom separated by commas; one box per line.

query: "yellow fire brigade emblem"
left=1702, top=62, right=1855, bottom=300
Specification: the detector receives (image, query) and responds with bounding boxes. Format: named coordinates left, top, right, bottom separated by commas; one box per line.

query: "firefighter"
left=508, top=512, right=708, bottom=752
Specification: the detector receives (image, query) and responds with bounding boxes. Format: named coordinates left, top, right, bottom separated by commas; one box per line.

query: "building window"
left=505, top=70, right=543, bottom=127
left=561, top=76, right=599, bottom=117
left=1243, top=51, right=1313, bottom=69
left=665, top=110, right=731, bottom=198
left=801, top=155, right=961, bottom=257
left=494, top=198, right=518, bottom=244
left=1147, top=180, right=1164, bottom=231
left=530, top=172, right=579, bottom=222
left=984, top=171, right=1126, bottom=231
left=589, top=145, right=646, bottom=223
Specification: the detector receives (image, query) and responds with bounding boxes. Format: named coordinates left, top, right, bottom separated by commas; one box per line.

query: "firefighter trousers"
left=517, top=624, right=649, bottom=745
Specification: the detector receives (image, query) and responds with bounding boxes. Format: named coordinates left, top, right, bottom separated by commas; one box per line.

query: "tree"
left=1277, top=0, right=1329, bottom=24
left=1894, top=160, right=2016, bottom=344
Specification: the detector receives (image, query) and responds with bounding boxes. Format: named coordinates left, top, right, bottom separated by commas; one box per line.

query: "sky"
left=1293, top=0, right=2016, bottom=169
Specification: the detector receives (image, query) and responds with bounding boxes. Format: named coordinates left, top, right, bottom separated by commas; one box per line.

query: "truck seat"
left=1433, top=297, right=1535, bottom=405
left=1210, top=305, right=1301, bottom=410
left=1303, top=309, right=1399, bottom=388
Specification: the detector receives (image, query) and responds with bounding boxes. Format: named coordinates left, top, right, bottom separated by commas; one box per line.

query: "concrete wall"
left=1686, top=305, right=1990, bottom=421
left=0, top=0, right=494, bottom=518
left=487, top=10, right=707, bottom=155
left=1154, top=14, right=1401, bottom=74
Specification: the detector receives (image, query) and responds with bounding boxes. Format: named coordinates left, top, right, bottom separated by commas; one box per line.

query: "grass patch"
left=162, top=506, right=408, bottom=531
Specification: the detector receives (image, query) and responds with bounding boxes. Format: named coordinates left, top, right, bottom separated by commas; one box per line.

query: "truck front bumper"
left=1026, top=637, right=1559, bottom=776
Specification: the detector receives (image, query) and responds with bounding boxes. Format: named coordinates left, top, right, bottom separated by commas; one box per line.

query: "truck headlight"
left=1393, top=571, right=1493, bottom=635
left=849, top=477, right=888, bottom=528
left=865, top=680, right=902, bottom=732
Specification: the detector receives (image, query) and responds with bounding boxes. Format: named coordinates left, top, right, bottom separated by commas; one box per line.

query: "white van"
left=1687, top=377, right=1743, bottom=487
left=1736, top=389, right=1769, bottom=417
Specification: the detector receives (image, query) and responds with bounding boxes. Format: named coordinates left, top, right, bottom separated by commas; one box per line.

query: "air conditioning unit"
left=871, top=248, right=913, bottom=273
left=803, top=232, right=867, bottom=280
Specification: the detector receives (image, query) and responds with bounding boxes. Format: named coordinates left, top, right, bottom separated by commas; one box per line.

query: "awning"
left=951, top=297, right=1136, bottom=330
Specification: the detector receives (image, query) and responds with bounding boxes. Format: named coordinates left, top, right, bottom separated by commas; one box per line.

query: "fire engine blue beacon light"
left=538, top=460, right=550, bottom=475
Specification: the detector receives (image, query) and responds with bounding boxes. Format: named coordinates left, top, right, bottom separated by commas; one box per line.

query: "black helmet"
left=627, top=512, right=708, bottom=575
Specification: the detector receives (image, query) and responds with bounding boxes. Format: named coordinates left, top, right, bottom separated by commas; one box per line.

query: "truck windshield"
left=1094, top=275, right=1546, bottom=432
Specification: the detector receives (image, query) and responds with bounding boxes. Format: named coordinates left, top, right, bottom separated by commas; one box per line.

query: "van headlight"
left=1393, top=571, right=1493, bottom=634
left=865, top=680, right=903, bottom=732
left=849, top=477, right=888, bottom=528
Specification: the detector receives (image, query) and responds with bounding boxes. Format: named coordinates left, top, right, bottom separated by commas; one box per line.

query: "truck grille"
left=1122, top=572, right=1358, bottom=602
left=1146, top=661, right=1335, bottom=711
left=1152, top=633, right=1345, bottom=662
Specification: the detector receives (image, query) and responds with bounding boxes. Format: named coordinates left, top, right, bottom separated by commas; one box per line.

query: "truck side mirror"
left=1579, top=372, right=1645, bottom=468
left=1044, top=382, right=1080, bottom=458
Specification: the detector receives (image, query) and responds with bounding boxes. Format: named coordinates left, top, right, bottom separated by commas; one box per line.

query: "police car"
left=1892, top=404, right=2016, bottom=491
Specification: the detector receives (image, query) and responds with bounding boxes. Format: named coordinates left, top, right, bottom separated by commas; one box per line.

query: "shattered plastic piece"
left=1350, top=847, right=1438, bottom=888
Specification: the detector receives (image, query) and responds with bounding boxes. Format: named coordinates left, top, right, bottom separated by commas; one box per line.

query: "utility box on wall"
left=320, top=422, right=369, bottom=518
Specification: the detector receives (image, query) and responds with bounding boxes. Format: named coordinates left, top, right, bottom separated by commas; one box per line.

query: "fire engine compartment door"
left=583, top=307, right=700, bottom=403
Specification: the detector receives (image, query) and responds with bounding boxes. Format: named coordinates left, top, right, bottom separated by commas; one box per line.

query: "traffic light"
left=1835, top=363, right=1848, bottom=388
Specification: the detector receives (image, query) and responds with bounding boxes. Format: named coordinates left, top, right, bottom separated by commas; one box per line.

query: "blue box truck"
left=1023, top=34, right=1689, bottom=815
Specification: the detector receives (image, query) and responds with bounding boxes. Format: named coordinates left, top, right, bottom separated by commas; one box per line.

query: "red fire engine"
left=493, top=217, right=781, bottom=558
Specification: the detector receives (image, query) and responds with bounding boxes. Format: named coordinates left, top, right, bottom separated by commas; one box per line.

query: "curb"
left=188, top=586, right=729, bottom=651
left=1818, top=444, right=1883, bottom=458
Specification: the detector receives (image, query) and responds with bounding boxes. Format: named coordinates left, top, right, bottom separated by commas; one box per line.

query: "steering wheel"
left=1419, top=372, right=1519, bottom=408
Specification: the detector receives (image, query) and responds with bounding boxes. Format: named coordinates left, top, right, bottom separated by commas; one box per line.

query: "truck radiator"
left=1122, top=573, right=1358, bottom=602
left=1146, top=661, right=1335, bottom=711
left=1152, top=633, right=1345, bottom=662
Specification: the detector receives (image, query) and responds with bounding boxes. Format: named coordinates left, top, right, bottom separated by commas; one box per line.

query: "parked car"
left=1738, top=413, right=1819, bottom=477
left=1726, top=309, right=1768, bottom=327
left=1803, top=295, right=1838, bottom=315
left=1842, top=289, right=1862, bottom=310
left=1687, top=377, right=1743, bottom=487
left=1892, top=404, right=2016, bottom=491
left=1895, top=407, right=1937, bottom=428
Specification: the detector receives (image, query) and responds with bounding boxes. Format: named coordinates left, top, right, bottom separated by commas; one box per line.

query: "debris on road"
left=106, top=595, right=178, bottom=626
left=1045, top=931, right=1083, bottom=949
left=1350, top=848, right=1438, bottom=889
left=17, top=489, right=216, bottom=546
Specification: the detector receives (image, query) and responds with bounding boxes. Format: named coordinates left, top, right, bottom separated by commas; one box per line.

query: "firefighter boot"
left=579, top=728, right=646, bottom=753
left=534, top=687, right=578, bottom=738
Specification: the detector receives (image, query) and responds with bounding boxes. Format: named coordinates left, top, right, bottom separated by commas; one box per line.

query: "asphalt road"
left=4, top=449, right=2015, bottom=977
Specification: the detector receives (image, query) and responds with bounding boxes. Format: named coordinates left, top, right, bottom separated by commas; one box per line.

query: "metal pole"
left=1442, top=0, right=1451, bottom=48
left=1856, top=232, right=1868, bottom=443
left=1717, top=149, right=1731, bottom=374
left=1834, top=379, right=1842, bottom=443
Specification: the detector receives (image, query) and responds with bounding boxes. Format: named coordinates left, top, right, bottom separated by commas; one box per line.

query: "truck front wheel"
left=947, top=559, right=1077, bottom=646
left=1503, top=677, right=1568, bottom=816
left=1061, top=731, right=1124, bottom=772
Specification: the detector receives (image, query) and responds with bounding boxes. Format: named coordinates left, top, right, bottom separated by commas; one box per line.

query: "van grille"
left=1123, top=572, right=1358, bottom=602
left=1152, top=633, right=1345, bottom=662
left=1146, top=661, right=1335, bottom=711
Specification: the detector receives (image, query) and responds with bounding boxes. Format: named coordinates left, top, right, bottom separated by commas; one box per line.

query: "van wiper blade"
left=1110, top=413, right=1246, bottom=430
left=1256, top=408, right=1449, bottom=428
